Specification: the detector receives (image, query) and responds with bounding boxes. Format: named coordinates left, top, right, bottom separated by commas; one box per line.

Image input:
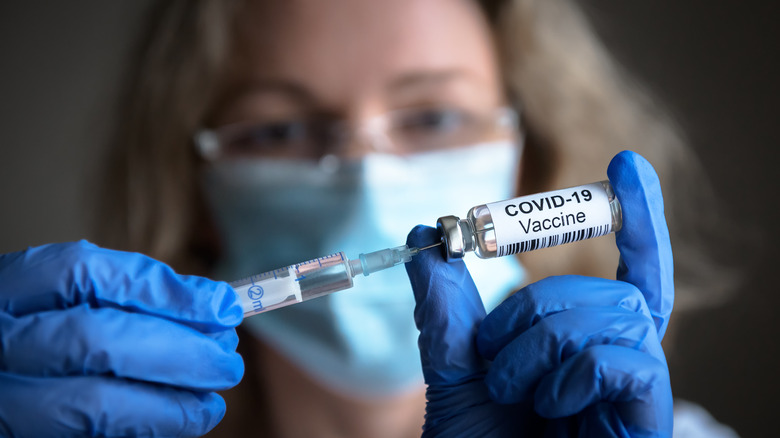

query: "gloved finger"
left=205, top=325, right=240, bottom=352
left=0, top=305, right=244, bottom=391
left=0, top=373, right=226, bottom=437
left=477, top=275, right=651, bottom=361
left=608, top=151, right=674, bottom=339
left=405, top=225, right=487, bottom=385
left=0, top=240, right=243, bottom=332
left=485, top=307, right=661, bottom=404
left=534, top=345, right=673, bottom=435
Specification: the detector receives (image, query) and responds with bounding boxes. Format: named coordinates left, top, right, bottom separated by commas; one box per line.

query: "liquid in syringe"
left=232, top=243, right=439, bottom=318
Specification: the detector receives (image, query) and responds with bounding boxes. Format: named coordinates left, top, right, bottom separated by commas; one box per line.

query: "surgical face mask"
left=201, top=140, right=526, bottom=399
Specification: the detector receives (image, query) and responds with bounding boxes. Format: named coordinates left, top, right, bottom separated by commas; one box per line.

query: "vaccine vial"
left=437, top=181, right=622, bottom=261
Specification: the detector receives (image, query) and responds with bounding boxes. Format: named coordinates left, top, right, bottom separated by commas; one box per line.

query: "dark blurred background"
left=579, top=3, right=780, bottom=437
left=1, top=2, right=778, bottom=436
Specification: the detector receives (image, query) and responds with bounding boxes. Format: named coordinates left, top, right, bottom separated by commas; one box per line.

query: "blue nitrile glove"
left=0, top=241, right=244, bottom=437
left=405, top=150, right=674, bottom=437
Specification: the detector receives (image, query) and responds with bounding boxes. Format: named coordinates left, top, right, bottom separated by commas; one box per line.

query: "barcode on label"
left=497, top=224, right=612, bottom=256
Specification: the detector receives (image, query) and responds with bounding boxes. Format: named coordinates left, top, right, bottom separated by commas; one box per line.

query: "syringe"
left=232, top=242, right=441, bottom=318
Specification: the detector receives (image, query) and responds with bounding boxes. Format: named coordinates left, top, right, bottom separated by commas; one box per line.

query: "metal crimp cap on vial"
left=436, top=215, right=465, bottom=262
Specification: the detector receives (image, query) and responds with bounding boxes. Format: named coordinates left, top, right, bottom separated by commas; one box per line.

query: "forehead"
left=230, top=0, right=499, bottom=105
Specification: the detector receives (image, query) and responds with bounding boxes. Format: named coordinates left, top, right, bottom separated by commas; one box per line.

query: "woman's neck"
left=253, top=338, right=426, bottom=438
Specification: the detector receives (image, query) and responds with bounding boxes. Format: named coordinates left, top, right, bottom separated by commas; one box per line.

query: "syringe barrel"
left=232, top=252, right=354, bottom=318
left=295, top=253, right=354, bottom=300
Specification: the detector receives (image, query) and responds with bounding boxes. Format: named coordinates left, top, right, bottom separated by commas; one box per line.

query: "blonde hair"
left=100, top=1, right=237, bottom=273
left=101, top=0, right=730, bottom=307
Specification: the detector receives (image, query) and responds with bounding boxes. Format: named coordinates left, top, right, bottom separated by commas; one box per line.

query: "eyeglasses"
left=194, top=106, right=519, bottom=161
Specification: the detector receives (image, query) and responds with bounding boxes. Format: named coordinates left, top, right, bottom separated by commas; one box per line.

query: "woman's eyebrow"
left=386, top=69, right=477, bottom=93
left=222, top=79, right=320, bottom=107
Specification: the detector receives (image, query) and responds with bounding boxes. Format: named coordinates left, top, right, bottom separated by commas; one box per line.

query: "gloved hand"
left=0, top=241, right=244, bottom=437
left=406, top=150, right=674, bottom=437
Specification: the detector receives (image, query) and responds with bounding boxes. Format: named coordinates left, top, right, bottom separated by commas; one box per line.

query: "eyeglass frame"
left=194, top=106, right=521, bottom=162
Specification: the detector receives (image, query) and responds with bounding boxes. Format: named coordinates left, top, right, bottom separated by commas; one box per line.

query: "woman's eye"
left=229, top=120, right=310, bottom=153
left=398, top=109, right=471, bottom=135
left=390, top=108, right=488, bottom=151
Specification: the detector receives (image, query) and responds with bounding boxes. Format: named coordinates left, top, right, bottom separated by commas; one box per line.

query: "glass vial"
left=436, top=181, right=622, bottom=261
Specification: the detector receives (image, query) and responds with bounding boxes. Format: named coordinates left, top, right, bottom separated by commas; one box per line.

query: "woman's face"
left=210, top=0, right=506, bottom=159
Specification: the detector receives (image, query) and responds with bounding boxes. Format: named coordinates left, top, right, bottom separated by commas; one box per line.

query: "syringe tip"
left=356, top=242, right=442, bottom=277
left=358, top=245, right=413, bottom=276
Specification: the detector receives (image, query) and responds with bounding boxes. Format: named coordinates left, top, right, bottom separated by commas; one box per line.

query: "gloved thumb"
left=405, top=225, right=487, bottom=385
left=608, top=150, right=674, bottom=340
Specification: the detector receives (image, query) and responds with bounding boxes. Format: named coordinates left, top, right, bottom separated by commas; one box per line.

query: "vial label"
left=486, top=182, right=613, bottom=256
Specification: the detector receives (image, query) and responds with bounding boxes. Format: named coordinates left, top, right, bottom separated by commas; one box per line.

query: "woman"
left=0, top=0, right=728, bottom=436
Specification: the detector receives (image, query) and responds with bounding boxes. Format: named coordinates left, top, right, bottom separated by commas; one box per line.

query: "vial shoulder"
left=467, top=204, right=498, bottom=259
left=467, top=204, right=492, bottom=225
